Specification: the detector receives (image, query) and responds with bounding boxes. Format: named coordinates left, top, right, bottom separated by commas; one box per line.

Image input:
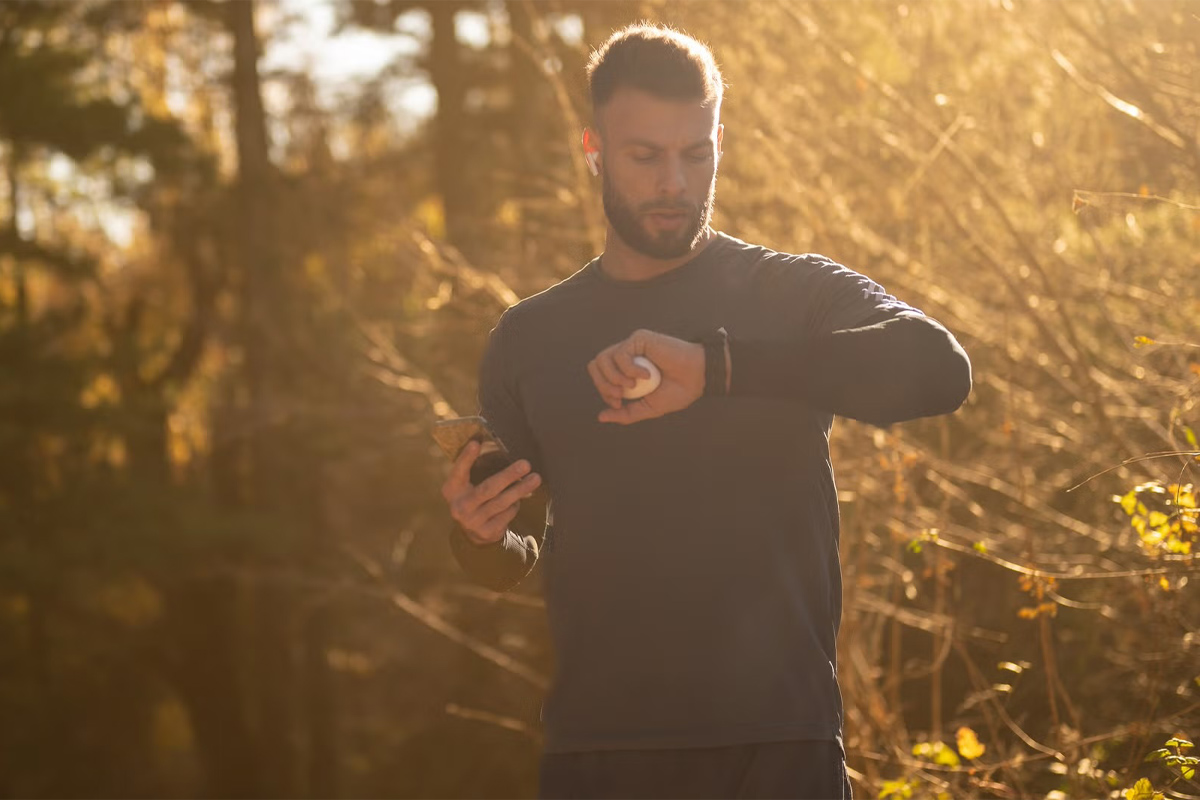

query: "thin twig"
left=444, top=702, right=543, bottom=743
left=1065, top=451, right=1200, bottom=493
left=1073, top=190, right=1200, bottom=212
left=931, top=535, right=1200, bottom=581
left=342, top=544, right=550, bottom=690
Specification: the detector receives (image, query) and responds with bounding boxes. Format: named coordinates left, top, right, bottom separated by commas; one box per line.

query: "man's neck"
left=599, top=226, right=716, bottom=282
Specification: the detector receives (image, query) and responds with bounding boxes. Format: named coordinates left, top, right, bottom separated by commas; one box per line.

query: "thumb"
left=598, top=398, right=654, bottom=425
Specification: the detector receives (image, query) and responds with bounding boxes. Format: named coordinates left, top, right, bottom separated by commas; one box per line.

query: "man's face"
left=593, top=88, right=723, bottom=259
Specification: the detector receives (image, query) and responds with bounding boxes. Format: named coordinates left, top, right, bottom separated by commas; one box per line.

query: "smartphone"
left=432, top=416, right=515, bottom=486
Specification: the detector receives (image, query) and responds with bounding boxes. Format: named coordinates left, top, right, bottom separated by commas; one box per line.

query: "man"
left=440, top=23, right=971, bottom=800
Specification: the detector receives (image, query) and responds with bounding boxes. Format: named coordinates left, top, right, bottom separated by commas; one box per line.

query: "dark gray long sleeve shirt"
left=448, top=230, right=971, bottom=753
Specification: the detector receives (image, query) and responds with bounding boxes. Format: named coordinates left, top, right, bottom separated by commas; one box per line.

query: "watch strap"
left=701, top=327, right=729, bottom=397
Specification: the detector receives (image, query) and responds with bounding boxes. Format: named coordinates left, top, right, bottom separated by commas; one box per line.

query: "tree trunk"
left=161, top=577, right=262, bottom=798
left=302, top=599, right=338, bottom=799
left=507, top=0, right=538, bottom=253
left=5, top=140, right=58, bottom=796
left=429, top=1, right=472, bottom=253
left=228, top=2, right=300, bottom=796
left=9, top=143, right=26, bottom=327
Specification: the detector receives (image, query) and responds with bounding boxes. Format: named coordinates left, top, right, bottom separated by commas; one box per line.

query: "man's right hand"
left=441, top=440, right=543, bottom=546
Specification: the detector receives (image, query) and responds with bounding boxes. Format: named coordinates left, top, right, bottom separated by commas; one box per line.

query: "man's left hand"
left=587, top=329, right=704, bottom=425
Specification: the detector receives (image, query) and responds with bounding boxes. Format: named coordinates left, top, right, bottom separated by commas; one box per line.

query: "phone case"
left=432, top=416, right=511, bottom=461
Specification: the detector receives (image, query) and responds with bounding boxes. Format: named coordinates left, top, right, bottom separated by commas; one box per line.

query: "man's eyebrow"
left=621, top=138, right=714, bottom=150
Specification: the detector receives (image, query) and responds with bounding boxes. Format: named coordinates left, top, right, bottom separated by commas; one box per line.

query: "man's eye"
left=633, top=154, right=657, bottom=163
left=687, top=151, right=713, bottom=162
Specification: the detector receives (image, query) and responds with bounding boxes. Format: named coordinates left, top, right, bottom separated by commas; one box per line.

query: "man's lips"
left=645, top=210, right=689, bottom=227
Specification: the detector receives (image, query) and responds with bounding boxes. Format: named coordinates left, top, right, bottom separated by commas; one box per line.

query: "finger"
left=596, top=350, right=635, bottom=389
left=446, top=440, right=480, bottom=491
left=598, top=398, right=655, bottom=425
left=481, top=502, right=521, bottom=537
left=467, top=498, right=522, bottom=543
left=455, top=460, right=527, bottom=524
left=476, top=458, right=532, bottom=500
left=612, top=347, right=647, bottom=381
left=478, top=473, right=541, bottom=520
left=476, top=472, right=541, bottom=521
left=587, top=359, right=624, bottom=409
left=586, top=360, right=619, bottom=406
left=462, top=506, right=516, bottom=546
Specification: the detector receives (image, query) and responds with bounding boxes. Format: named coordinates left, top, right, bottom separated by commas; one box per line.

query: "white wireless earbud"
left=585, top=151, right=600, bottom=177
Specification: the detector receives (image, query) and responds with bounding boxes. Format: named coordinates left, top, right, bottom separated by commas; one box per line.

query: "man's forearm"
left=728, top=311, right=971, bottom=426
left=447, top=487, right=548, bottom=592
left=448, top=526, right=539, bottom=592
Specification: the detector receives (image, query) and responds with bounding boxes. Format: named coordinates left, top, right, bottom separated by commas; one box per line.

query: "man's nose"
left=657, top=154, right=687, bottom=195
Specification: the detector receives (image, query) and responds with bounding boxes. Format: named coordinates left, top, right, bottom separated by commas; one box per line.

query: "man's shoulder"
left=713, top=231, right=847, bottom=279
left=492, top=260, right=598, bottom=334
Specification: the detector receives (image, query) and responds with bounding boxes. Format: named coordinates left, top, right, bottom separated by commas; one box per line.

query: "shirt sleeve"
left=447, top=309, right=549, bottom=593
left=803, top=256, right=921, bottom=335
left=729, top=256, right=971, bottom=426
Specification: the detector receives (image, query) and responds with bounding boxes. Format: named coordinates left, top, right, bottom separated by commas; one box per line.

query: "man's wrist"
left=455, top=523, right=506, bottom=549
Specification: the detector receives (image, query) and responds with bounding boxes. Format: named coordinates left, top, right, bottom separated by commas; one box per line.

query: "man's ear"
left=582, top=127, right=601, bottom=177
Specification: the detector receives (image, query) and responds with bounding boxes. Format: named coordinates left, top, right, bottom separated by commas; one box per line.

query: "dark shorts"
left=538, top=738, right=851, bottom=799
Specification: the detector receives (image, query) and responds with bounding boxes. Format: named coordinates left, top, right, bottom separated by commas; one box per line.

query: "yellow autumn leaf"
left=957, top=726, right=985, bottom=760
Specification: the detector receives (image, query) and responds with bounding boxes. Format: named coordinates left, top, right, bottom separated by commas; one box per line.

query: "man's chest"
left=512, top=277, right=817, bottom=495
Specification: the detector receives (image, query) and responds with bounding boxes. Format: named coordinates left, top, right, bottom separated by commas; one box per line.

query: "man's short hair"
left=586, top=23, right=725, bottom=117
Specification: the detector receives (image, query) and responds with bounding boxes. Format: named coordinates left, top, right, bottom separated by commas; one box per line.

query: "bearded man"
left=441, top=23, right=972, bottom=800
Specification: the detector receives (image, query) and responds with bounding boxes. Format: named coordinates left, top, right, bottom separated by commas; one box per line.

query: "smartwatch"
left=700, top=327, right=729, bottom=397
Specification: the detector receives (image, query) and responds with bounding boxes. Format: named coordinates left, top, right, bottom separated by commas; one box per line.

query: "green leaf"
left=878, top=778, right=916, bottom=800
left=1134, top=335, right=1156, bottom=348
left=1123, top=777, right=1163, bottom=800
left=1166, top=737, right=1194, bottom=750
left=973, top=540, right=987, bottom=554
left=1145, top=748, right=1171, bottom=762
left=1185, top=426, right=1199, bottom=450
left=912, top=740, right=961, bottom=767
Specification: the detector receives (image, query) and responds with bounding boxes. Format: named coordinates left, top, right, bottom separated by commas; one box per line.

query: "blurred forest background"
left=0, top=0, right=1198, bottom=797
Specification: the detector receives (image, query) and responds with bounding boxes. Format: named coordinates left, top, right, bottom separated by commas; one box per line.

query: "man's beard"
left=602, top=174, right=715, bottom=259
